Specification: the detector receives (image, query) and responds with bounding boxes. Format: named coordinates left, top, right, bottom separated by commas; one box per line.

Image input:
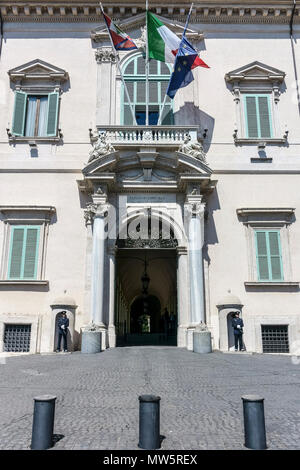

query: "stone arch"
left=115, top=208, right=187, bottom=249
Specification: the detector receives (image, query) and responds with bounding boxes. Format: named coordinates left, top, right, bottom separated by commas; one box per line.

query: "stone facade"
left=0, top=1, right=300, bottom=354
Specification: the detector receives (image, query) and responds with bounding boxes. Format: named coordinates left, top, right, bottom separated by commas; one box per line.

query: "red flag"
left=102, top=12, right=137, bottom=51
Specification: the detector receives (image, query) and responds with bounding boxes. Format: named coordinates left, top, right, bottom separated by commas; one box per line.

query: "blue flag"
left=166, top=36, right=207, bottom=99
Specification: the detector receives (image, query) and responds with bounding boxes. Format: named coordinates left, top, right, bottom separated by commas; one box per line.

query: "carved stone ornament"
left=95, top=47, right=117, bottom=64
left=88, top=132, right=115, bottom=163
left=84, top=203, right=97, bottom=226
left=135, top=26, right=147, bottom=52
left=179, top=134, right=207, bottom=163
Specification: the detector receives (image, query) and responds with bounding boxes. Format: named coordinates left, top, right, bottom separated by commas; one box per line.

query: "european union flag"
left=166, top=36, right=208, bottom=99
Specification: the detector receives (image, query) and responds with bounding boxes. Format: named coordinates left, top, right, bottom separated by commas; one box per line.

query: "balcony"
left=95, top=125, right=200, bottom=148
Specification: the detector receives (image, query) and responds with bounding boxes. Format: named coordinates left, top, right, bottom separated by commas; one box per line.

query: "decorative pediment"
left=91, top=13, right=204, bottom=42
left=8, top=59, right=69, bottom=84
left=225, top=61, right=285, bottom=83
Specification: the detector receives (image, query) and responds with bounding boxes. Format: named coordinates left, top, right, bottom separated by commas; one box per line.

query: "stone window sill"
left=235, top=138, right=287, bottom=145
left=9, top=136, right=61, bottom=144
left=0, top=280, right=49, bottom=286
left=245, top=281, right=299, bottom=287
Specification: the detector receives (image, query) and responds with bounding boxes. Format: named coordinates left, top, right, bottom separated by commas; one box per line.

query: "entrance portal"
left=115, top=249, right=177, bottom=346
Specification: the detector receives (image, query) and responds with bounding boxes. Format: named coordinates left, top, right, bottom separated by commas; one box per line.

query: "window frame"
left=236, top=208, right=298, bottom=288
left=254, top=229, right=283, bottom=282
left=243, top=93, right=273, bottom=139
left=8, top=59, right=68, bottom=143
left=7, top=225, right=41, bottom=280
left=0, top=206, right=55, bottom=285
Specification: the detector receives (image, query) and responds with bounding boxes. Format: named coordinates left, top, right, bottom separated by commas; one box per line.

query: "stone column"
left=90, top=203, right=108, bottom=350
left=108, top=245, right=116, bottom=347
left=188, top=202, right=205, bottom=325
left=177, top=247, right=189, bottom=348
left=95, top=47, right=117, bottom=125
left=91, top=205, right=107, bottom=326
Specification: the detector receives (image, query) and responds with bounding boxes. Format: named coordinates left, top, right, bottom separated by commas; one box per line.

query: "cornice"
left=1, top=3, right=300, bottom=24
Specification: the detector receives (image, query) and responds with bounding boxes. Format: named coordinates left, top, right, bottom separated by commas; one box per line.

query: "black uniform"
left=57, top=316, right=69, bottom=351
left=231, top=317, right=244, bottom=351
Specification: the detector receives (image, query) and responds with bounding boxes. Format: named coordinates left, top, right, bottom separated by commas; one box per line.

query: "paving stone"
left=0, top=347, right=299, bottom=449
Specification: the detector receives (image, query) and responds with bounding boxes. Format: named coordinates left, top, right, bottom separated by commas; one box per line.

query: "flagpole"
left=157, top=94, right=167, bottom=126
left=157, top=2, right=194, bottom=125
left=145, top=0, right=149, bottom=125
left=100, top=3, right=137, bottom=126
left=183, top=3, right=194, bottom=36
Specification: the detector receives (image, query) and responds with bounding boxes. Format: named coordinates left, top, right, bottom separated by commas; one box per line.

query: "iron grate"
left=261, top=324, right=289, bottom=353
left=4, top=324, right=31, bottom=352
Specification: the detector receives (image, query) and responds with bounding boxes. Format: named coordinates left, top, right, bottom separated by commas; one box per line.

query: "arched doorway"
left=114, top=209, right=182, bottom=346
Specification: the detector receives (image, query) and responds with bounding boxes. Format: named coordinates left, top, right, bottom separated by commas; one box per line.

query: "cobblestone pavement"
left=0, top=347, right=299, bottom=450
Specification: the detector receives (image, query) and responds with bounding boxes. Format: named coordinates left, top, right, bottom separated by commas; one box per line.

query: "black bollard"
left=31, top=395, right=57, bottom=450
left=242, top=395, right=267, bottom=450
left=138, top=395, right=161, bottom=449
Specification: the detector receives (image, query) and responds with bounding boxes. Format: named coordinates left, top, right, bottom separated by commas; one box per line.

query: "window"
left=12, top=91, right=59, bottom=138
left=225, top=62, right=286, bottom=143
left=4, top=324, right=32, bottom=352
left=0, top=205, right=55, bottom=284
left=122, top=54, right=173, bottom=125
left=237, top=208, right=298, bottom=287
left=8, top=226, right=40, bottom=280
left=261, top=325, right=289, bottom=353
left=255, top=230, right=283, bottom=282
left=8, top=59, right=68, bottom=141
left=244, top=94, right=272, bottom=138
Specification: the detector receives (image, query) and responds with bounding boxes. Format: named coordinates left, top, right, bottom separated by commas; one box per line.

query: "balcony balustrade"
left=96, top=125, right=200, bottom=148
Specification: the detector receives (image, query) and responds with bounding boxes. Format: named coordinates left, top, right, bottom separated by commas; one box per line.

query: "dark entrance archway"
left=115, top=249, right=177, bottom=346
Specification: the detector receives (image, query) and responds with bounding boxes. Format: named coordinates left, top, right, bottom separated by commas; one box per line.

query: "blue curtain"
left=24, top=97, right=37, bottom=137
left=38, top=96, right=48, bottom=136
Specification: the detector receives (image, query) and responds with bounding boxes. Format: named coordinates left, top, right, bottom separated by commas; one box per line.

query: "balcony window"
left=122, top=54, right=173, bottom=125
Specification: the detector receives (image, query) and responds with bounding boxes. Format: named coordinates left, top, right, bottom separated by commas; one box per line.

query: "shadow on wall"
left=203, top=188, right=220, bottom=266
left=174, top=102, right=215, bottom=153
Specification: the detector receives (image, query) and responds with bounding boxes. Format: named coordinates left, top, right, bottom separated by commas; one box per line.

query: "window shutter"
left=9, top=228, right=25, bottom=279
left=268, top=231, right=283, bottom=280
left=245, top=96, right=258, bottom=138
left=12, top=91, right=27, bottom=136
left=46, top=92, right=59, bottom=136
left=256, top=231, right=269, bottom=280
left=258, top=96, right=271, bottom=138
left=23, top=228, right=39, bottom=279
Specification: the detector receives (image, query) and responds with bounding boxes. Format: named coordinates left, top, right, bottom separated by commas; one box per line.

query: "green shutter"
left=258, top=96, right=271, bottom=138
left=23, top=228, right=39, bottom=278
left=8, top=228, right=25, bottom=278
left=245, top=94, right=272, bottom=138
left=256, top=231, right=269, bottom=280
left=255, top=230, right=283, bottom=281
left=245, top=96, right=258, bottom=138
left=46, top=92, right=59, bottom=136
left=12, top=91, right=27, bottom=136
left=8, top=226, right=40, bottom=280
left=268, top=231, right=283, bottom=280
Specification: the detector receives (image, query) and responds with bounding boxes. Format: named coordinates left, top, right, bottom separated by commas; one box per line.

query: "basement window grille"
left=261, top=324, right=289, bottom=353
left=4, top=324, right=31, bottom=352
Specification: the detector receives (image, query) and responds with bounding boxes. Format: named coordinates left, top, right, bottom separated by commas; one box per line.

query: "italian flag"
left=147, top=11, right=209, bottom=69
left=147, top=11, right=180, bottom=63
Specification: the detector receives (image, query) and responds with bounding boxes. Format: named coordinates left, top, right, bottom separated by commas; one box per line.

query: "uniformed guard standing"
left=231, top=312, right=245, bottom=352
left=56, top=311, right=69, bottom=353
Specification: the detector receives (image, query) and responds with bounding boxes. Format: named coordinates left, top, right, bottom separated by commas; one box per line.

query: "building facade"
left=0, top=1, right=300, bottom=354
